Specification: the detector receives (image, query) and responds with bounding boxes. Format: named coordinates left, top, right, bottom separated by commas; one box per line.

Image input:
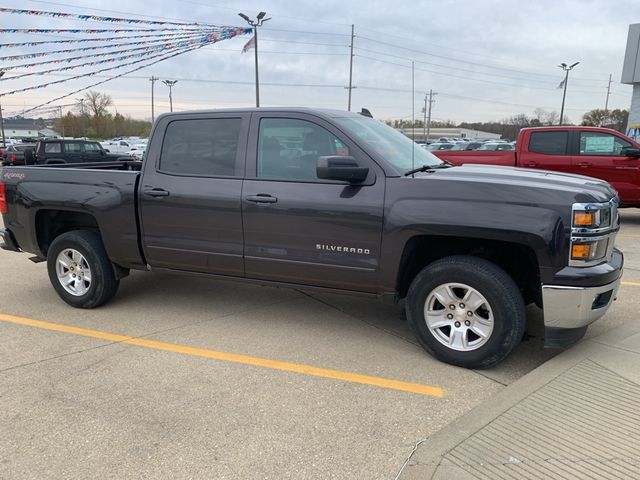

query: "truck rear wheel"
left=406, top=255, right=525, bottom=369
left=47, top=230, right=119, bottom=308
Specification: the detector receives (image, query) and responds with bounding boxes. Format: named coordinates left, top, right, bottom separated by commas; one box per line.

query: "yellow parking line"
left=0, top=313, right=444, bottom=398
left=622, top=281, right=640, bottom=287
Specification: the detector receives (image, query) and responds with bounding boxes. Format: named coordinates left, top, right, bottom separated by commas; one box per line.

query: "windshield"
left=334, top=116, right=444, bottom=170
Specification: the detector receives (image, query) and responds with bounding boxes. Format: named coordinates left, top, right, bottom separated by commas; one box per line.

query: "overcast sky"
left=1, top=0, right=638, bottom=124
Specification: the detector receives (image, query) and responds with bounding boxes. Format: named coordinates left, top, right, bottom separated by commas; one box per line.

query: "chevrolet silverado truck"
left=433, top=126, right=640, bottom=207
left=0, top=108, right=624, bottom=368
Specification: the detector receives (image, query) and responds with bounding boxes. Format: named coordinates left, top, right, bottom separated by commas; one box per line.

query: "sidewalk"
left=401, top=321, right=640, bottom=479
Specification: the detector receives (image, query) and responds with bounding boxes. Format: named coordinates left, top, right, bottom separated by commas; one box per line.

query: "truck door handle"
left=143, top=188, right=170, bottom=197
left=577, top=162, right=592, bottom=168
left=523, top=161, right=538, bottom=167
left=246, top=194, right=277, bottom=204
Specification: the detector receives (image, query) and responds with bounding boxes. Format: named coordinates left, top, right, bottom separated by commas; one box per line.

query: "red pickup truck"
left=433, top=126, right=640, bottom=206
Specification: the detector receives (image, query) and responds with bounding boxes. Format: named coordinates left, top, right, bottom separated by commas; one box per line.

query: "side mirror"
left=622, top=147, right=640, bottom=158
left=317, top=156, right=369, bottom=183
left=103, top=148, right=110, bottom=153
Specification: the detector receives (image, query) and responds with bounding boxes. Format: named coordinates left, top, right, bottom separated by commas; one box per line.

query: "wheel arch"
left=395, top=235, right=542, bottom=307
left=35, top=209, right=100, bottom=257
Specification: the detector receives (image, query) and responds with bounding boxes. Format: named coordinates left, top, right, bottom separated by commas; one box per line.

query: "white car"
left=125, top=144, right=146, bottom=160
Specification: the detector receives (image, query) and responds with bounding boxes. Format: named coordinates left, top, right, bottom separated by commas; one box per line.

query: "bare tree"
left=544, top=111, right=559, bottom=125
left=78, top=91, right=113, bottom=118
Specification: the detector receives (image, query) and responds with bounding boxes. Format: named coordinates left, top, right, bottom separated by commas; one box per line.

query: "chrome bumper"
left=542, top=276, right=621, bottom=330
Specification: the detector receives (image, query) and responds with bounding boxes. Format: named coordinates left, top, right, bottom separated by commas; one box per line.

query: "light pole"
left=558, top=62, right=579, bottom=125
left=238, top=11, right=271, bottom=108
left=163, top=80, right=178, bottom=112
left=0, top=70, right=5, bottom=148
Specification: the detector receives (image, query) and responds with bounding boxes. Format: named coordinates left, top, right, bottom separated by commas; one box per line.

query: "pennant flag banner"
left=4, top=46, right=200, bottom=97
left=0, top=7, right=215, bottom=27
left=1, top=34, right=230, bottom=70
left=0, top=6, right=253, bottom=116
left=0, top=27, right=234, bottom=34
left=0, top=31, right=205, bottom=48
left=21, top=46, right=207, bottom=115
left=5, top=46, right=189, bottom=80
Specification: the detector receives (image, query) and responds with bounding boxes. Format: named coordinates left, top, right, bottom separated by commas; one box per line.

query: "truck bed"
left=1, top=163, right=144, bottom=268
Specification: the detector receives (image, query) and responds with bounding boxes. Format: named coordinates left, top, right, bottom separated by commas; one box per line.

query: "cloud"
left=1, top=0, right=636, bottom=122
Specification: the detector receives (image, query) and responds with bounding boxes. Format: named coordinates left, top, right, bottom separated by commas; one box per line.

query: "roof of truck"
left=155, top=107, right=364, bottom=121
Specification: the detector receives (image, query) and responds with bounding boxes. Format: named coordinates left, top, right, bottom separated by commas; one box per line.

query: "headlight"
left=571, top=204, right=612, bottom=231
left=569, top=200, right=618, bottom=267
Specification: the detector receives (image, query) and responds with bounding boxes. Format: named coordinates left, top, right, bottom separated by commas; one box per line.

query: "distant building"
left=399, top=127, right=502, bottom=142
left=2, top=117, right=43, bottom=139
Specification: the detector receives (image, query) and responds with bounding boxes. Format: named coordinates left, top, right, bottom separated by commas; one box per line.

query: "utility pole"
left=411, top=61, right=415, bottom=144
left=604, top=73, right=612, bottom=123
left=423, top=93, right=428, bottom=142
left=558, top=62, right=579, bottom=125
left=163, top=80, right=178, bottom=112
left=426, top=89, right=437, bottom=142
left=347, top=24, right=355, bottom=111
left=239, top=12, right=271, bottom=108
left=149, top=76, right=158, bottom=122
left=0, top=71, right=5, bottom=148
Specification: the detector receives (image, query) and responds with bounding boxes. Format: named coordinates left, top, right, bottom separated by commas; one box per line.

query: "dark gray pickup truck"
left=0, top=108, right=624, bottom=368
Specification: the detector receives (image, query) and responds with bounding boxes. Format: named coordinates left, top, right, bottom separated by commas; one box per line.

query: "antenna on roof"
left=359, top=108, right=373, bottom=118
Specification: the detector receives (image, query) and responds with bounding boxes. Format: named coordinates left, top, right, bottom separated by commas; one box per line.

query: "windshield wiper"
left=404, top=164, right=451, bottom=176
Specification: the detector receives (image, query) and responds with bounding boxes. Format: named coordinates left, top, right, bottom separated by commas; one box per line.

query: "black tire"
left=406, top=255, right=525, bottom=369
left=47, top=230, right=119, bottom=308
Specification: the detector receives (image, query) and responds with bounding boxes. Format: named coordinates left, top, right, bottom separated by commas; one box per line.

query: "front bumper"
left=0, top=228, right=20, bottom=252
left=542, top=275, right=621, bottom=347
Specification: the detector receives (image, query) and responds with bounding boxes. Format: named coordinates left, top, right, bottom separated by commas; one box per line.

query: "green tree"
left=582, top=108, right=628, bottom=132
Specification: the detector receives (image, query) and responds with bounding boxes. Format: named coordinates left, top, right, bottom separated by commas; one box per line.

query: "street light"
left=0, top=70, right=5, bottom=148
left=162, top=80, right=178, bottom=112
left=558, top=61, right=579, bottom=125
left=238, top=11, right=271, bottom=107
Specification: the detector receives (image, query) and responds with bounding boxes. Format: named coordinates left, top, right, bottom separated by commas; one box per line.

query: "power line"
left=356, top=35, right=609, bottom=84
left=353, top=54, right=605, bottom=93
left=353, top=46, right=606, bottom=90
left=260, top=38, right=349, bottom=48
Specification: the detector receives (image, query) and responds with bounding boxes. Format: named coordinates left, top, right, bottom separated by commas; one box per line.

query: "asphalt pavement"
left=0, top=210, right=638, bottom=479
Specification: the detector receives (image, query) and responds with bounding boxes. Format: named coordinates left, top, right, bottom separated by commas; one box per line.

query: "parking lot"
left=0, top=211, right=638, bottom=480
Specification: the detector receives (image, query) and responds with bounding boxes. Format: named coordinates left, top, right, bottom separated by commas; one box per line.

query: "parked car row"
left=425, top=142, right=515, bottom=152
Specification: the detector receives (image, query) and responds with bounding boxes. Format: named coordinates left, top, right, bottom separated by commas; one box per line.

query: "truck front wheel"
left=47, top=230, right=119, bottom=308
left=406, top=255, right=526, bottom=369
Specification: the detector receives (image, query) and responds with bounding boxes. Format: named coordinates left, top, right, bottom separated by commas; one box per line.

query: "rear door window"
left=528, top=131, right=568, bottom=155
left=159, top=118, right=243, bottom=177
left=64, top=142, right=82, bottom=153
